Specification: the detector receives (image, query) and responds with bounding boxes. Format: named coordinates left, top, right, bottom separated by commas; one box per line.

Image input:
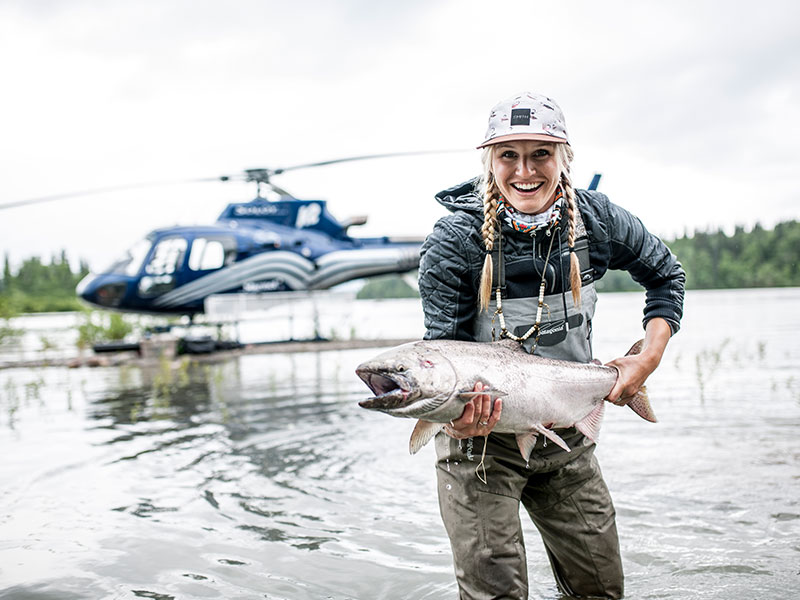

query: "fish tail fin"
left=627, top=386, right=657, bottom=422
left=409, top=420, right=444, bottom=454
left=575, top=401, right=605, bottom=442
left=620, top=340, right=657, bottom=422
left=625, top=339, right=645, bottom=356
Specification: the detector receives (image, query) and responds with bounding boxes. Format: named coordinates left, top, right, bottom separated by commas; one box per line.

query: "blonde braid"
left=478, top=148, right=499, bottom=311
left=557, top=144, right=581, bottom=307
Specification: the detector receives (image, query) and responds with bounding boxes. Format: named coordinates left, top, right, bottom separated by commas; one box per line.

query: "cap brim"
left=477, top=133, right=568, bottom=149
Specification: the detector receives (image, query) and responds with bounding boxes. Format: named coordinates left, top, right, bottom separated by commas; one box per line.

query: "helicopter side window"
left=145, top=237, right=187, bottom=275
left=188, top=236, right=236, bottom=271
left=138, top=237, right=187, bottom=297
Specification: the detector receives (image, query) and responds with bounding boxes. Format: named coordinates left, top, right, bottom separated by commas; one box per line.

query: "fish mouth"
left=356, top=368, right=414, bottom=410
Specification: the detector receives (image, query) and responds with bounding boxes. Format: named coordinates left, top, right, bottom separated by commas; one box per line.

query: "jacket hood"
left=434, top=177, right=483, bottom=213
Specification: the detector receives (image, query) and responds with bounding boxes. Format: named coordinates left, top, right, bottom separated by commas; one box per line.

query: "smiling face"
left=490, top=140, right=563, bottom=214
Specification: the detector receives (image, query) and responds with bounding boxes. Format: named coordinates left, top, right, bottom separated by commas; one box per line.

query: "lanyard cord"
left=493, top=222, right=558, bottom=350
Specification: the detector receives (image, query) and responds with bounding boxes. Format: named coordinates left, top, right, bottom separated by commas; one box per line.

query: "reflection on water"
left=1, top=291, right=799, bottom=599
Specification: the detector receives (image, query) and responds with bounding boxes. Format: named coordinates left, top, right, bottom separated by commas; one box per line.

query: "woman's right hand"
left=443, top=381, right=502, bottom=439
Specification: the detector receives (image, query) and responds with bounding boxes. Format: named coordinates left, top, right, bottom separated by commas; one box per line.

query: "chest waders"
left=475, top=207, right=597, bottom=362
left=434, top=207, right=624, bottom=600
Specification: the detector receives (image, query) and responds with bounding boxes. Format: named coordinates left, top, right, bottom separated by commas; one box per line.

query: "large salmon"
left=356, top=338, right=656, bottom=460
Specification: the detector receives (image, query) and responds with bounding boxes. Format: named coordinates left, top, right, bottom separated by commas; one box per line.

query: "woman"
left=418, top=92, right=685, bottom=599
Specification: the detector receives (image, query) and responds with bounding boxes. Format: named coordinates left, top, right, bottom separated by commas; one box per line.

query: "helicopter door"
left=137, top=236, right=188, bottom=297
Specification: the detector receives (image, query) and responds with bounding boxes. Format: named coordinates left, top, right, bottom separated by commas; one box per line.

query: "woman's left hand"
left=604, top=318, right=672, bottom=406
left=604, top=353, right=657, bottom=405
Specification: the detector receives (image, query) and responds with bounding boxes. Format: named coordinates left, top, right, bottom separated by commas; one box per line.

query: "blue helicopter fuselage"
left=77, top=197, right=422, bottom=314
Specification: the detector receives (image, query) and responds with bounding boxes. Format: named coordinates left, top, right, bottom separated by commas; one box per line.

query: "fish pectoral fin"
left=409, top=420, right=444, bottom=455
left=575, top=401, right=605, bottom=442
left=626, top=385, right=657, bottom=422
left=531, top=424, right=571, bottom=453
left=457, top=387, right=508, bottom=401
left=515, top=433, right=538, bottom=461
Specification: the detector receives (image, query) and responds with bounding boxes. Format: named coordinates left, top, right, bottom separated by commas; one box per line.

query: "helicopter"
left=2, top=155, right=602, bottom=317
left=77, top=164, right=432, bottom=315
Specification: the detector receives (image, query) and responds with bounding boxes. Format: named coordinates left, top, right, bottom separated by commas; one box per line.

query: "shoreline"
left=0, top=337, right=416, bottom=370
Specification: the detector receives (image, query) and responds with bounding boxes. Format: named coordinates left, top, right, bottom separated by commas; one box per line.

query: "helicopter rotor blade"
left=1, top=149, right=471, bottom=211
left=272, top=149, right=470, bottom=175
left=0, top=176, right=224, bottom=211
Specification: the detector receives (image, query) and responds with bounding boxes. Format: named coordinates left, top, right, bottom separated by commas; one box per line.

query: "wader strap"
left=493, top=207, right=593, bottom=291
left=491, top=226, right=506, bottom=293
left=572, top=209, right=593, bottom=286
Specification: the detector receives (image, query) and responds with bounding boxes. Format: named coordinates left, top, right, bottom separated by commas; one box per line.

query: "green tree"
left=2, top=254, right=11, bottom=293
left=596, top=220, right=800, bottom=292
left=357, top=275, right=419, bottom=299
left=0, top=250, right=90, bottom=313
left=667, top=220, right=800, bottom=290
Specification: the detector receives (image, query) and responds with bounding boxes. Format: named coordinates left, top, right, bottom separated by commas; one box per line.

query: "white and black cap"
left=478, top=92, right=569, bottom=148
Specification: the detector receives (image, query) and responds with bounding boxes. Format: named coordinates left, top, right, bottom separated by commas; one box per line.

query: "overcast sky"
left=1, top=0, right=798, bottom=271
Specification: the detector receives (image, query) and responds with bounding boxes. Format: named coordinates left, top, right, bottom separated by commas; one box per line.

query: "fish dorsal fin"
left=409, top=420, right=443, bottom=454
left=626, top=386, right=657, bottom=422
left=494, top=338, right=525, bottom=352
left=532, top=424, right=571, bottom=453
left=575, top=401, right=605, bottom=442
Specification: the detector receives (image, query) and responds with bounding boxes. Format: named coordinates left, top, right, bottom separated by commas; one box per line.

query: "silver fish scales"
left=356, top=338, right=656, bottom=460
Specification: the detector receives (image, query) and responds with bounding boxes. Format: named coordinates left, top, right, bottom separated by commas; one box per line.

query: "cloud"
left=0, top=0, right=798, bottom=271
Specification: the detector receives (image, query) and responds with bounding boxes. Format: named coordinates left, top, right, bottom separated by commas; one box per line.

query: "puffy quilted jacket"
left=419, top=178, right=685, bottom=341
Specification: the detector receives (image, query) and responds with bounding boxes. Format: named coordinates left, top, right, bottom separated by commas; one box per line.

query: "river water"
left=1, top=289, right=798, bottom=599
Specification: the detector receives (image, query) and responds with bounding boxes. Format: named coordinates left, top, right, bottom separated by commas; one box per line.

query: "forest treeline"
left=0, top=252, right=89, bottom=316
left=594, top=220, right=800, bottom=292
left=671, top=221, right=800, bottom=289
left=1, top=220, right=799, bottom=314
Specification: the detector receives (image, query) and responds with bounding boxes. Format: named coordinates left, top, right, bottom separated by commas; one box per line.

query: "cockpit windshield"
left=103, top=236, right=154, bottom=276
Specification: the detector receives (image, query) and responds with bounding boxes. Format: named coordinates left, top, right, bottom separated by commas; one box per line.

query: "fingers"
left=605, top=353, right=654, bottom=406
left=487, top=398, right=502, bottom=428
left=604, top=381, right=624, bottom=404
left=444, top=381, right=502, bottom=439
left=444, top=400, right=476, bottom=439
left=604, top=360, right=638, bottom=405
left=605, top=380, right=637, bottom=406
left=475, top=382, right=492, bottom=427
left=450, top=401, right=475, bottom=429
left=616, top=394, right=635, bottom=407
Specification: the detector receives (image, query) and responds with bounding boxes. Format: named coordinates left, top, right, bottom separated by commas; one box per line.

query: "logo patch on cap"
left=510, top=108, right=531, bottom=127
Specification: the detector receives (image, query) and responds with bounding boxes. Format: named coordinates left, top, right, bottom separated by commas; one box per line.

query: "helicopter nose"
left=75, top=273, right=96, bottom=298
left=77, top=274, right=127, bottom=308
